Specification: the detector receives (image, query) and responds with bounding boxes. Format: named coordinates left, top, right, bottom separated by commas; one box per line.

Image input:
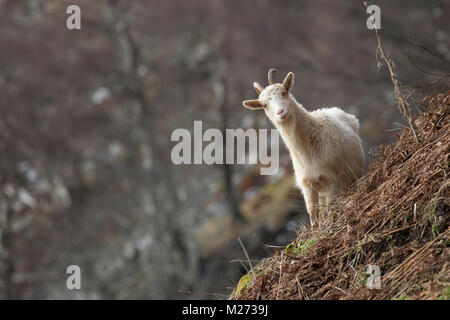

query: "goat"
left=243, top=69, right=364, bottom=228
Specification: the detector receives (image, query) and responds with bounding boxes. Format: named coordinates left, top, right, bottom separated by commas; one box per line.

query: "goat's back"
left=312, top=107, right=360, bottom=133
left=308, top=106, right=364, bottom=190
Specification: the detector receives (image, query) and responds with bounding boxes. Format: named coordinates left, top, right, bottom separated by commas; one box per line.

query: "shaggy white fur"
left=243, top=70, right=364, bottom=228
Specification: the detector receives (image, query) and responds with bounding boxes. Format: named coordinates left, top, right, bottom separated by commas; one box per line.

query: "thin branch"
left=364, top=2, right=420, bottom=142
left=406, top=50, right=446, bottom=77
left=407, top=38, right=450, bottom=64
left=276, top=252, right=284, bottom=300
left=406, top=73, right=450, bottom=99
left=238, top=237, right=265, bottom=300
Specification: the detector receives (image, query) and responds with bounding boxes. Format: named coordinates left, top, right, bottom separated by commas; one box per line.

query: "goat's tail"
left=345, top=113, right=360, bottom=134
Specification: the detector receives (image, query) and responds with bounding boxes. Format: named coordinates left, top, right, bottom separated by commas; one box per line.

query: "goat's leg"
left=303, top=188, right=319, bottom=229
left=319, top=194, right=327, bottom=220
left=325, top=192, right=337, bottom=211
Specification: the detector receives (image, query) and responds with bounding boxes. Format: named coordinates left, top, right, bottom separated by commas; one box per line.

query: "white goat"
left=243, top=69, right=364, bottom=228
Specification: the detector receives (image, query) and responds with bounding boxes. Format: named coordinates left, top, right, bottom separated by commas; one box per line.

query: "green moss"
left=355, top=270, right=370, bottom=289
left=445, top=238, right=450, bottom=247
left=405, top=211, right=415, bottom=222
left=387, top=235, right=397, bottom=248
left=235, top=273, right=253, bottom=297
left=424, top=200, right=438, bottom=216
left=424, top=200, right=447, bottom=238
left=438, top=286, right=450, bottom=300
left=285, top=237, right=317, bottom=255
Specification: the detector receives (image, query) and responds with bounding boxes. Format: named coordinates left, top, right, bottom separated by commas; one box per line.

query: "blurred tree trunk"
left=0, top=193, right=14, bottom=299
left=213, top=1, right=242, bottom=222
left=101, top=0, right=198, bottom=296
left=216, top=63, right=242, bottom=221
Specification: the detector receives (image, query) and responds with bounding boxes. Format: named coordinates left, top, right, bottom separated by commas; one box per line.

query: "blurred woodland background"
left=0, top=0, right=448, bottom=299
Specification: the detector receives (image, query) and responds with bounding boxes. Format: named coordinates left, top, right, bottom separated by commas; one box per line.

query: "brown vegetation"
left=231, top=91, right=450, bottom=300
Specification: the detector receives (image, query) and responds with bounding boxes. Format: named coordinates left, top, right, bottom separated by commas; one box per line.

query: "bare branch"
left=364, top=2, right=420, bottom=142
left=407, top=38, right=450, bottom=64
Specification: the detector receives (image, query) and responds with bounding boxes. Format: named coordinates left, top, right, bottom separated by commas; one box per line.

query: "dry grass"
left=231, top=91, right=450, bottom=300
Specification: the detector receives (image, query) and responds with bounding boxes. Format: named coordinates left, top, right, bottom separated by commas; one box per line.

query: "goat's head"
left=243, top=69, right=295, bottom=124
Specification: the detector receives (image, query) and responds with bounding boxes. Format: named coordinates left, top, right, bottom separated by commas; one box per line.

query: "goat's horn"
left=253, top=82, right=264, bottom=95
left=268, top=68, right=277, bottom=85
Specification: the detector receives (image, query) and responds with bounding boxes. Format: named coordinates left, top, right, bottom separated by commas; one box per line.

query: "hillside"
left=230, top=91, right=450, bottom=300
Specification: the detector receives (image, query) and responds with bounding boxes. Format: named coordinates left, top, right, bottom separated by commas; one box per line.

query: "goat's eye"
left=281, top=91, right=288, bottom=97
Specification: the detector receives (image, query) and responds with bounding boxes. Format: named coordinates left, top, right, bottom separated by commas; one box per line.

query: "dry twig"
left=364, top=2, right=420, bottom=142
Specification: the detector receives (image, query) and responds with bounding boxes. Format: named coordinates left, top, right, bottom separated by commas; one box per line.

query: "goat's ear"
left=253, top=82, right=264, bottom=95
left=243, top=99, right=263, bottom=110
left=282, top=72, right=294, bottom=92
